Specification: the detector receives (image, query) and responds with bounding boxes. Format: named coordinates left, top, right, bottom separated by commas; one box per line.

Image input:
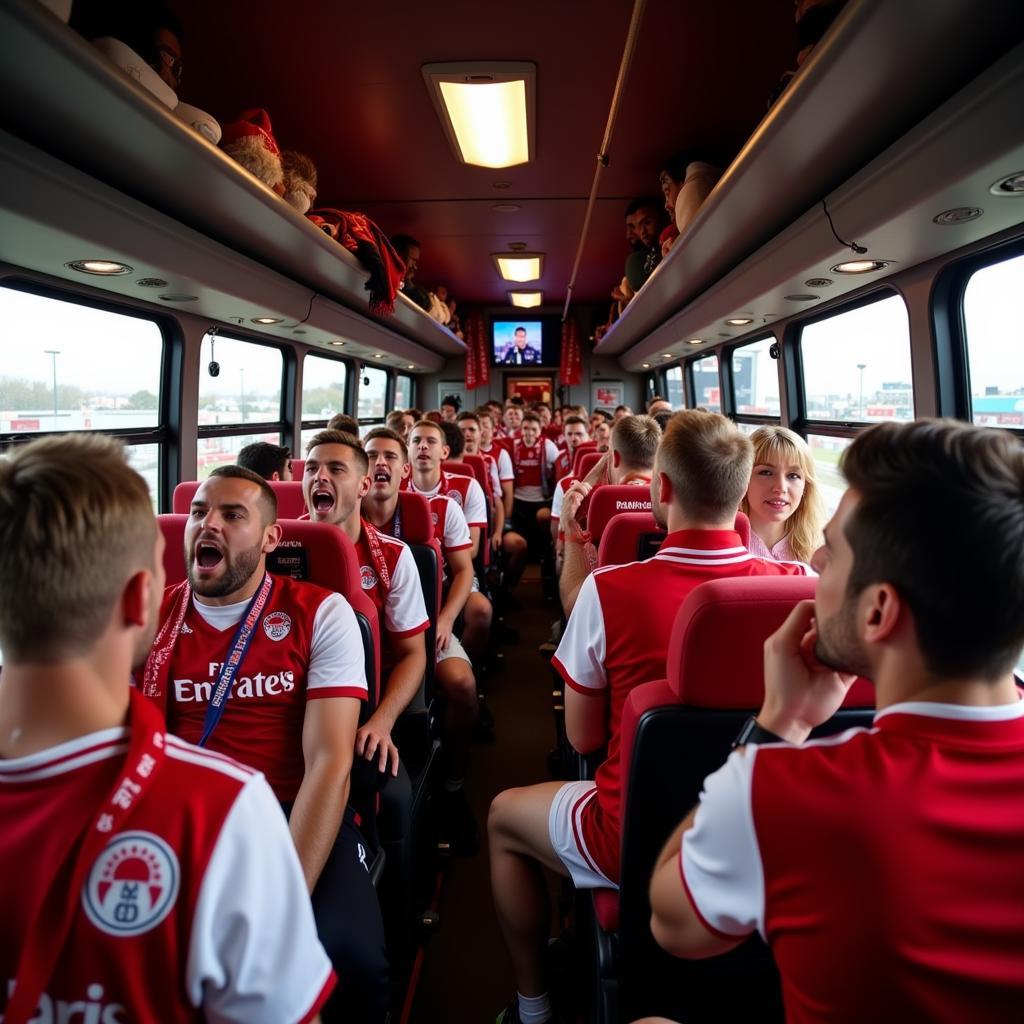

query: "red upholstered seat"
left=587, top=486, right=654, bottom=543
left=289, top=458, right=305, bottom=480
left=441, top=460, right=473, bottom=480
left=573, top=449, right=602, bottom=480
left=456, top=454, right=490, bottom=497
left=597, top=511, right=752, bottom=567
left=395, top=490, right=434, bottom=544
left=172, top=479, right=308, bottom=519
left=570, top=442, right=597, bottom=475
left=156, top=514, right=381, bottom=705
left=593, top=886, right=620, bottom=932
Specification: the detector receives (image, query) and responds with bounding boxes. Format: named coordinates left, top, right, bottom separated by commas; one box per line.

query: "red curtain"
left=560, top=315, right=582, bottom=386
left=463, top=310, right=490, bottom=390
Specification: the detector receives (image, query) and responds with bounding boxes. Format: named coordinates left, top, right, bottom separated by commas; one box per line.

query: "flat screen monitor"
left=491, top=318, right=560, bottom=367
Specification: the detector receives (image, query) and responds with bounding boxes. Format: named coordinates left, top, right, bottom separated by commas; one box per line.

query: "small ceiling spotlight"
left=159, top=294, right=198, bottom=302
left=407, top=364, right=416, bottom=370
left=328, top=340, right=345, bottom=346
left=373, top=353, right=385, bottom=358
left=932, top=207, right=983, bottom=225
left=830, top=260, right=890, bottom=274
left=805, top=277, right=833, bottom=288
left=641, top=363, right=651, bottom=369
left=725, top=317, right=754, bottom=326
left=784, top=293, right=820, bottom=302
left=989, top=171, right=1024, bottom=195
left=66, top=259, right=132, bottom=275
left=687, top=338, right=704, bottom=345
left=136, top=277, right=168, bottom=288
left=252, top=316, right=282, bottom=324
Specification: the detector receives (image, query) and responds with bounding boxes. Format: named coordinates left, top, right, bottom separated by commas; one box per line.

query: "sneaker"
left=495, top=1000, right=563, bottom=1024
left=437, top=787, right=479, bottom=857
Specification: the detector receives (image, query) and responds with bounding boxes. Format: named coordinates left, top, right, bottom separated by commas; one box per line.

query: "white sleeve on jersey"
left=679, top=749, right=764, bottom=939
left=464, top=477, right=488, bottom=528
left=496, top=447, right=514, bottom=482
left=551, top=572, right=607, bottom=692
left=188, top=773, right=334, bottom=1022
left=551, top=477, right=570, bottom=521
left=386, top=542, right=430, bottom=637
left=488, top=458, right=502, bottom=502
left=544, top=438, right=560, bottom=465
left=443, top=496, right=472, bottom=552
left=308, top=592, right=368, bottom=699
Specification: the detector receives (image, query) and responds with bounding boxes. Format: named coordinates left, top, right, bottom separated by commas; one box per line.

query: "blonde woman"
left=741, top=426, right=824, bottom=563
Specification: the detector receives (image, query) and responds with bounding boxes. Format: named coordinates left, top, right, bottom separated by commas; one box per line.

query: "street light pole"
left=44, top=349, right=60, bottom=424
left=857, top=363, right=867, bottom=417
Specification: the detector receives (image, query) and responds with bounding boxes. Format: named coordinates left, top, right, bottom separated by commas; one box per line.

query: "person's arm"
left=582, top=451, right=612, bottom=488
left=491, top=494, right=505, bottom=551
left=356, top=630, right=426, bottom=775
left=290, top=695, right=360, bottom=892
left=438, top=545, right=473, bottom=655
left=468, top=525, right=481, bottom=561
left=558, top=482, right=597, bottom=617
left=501, top=480, right=514, bottom=518
left=565, top=680, right=609, bottom=754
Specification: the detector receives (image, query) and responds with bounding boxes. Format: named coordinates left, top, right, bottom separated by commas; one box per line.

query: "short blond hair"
left=657, top=411, right=753, bottom=520
left=0, top=434, right=156, bottom=662
left=611, top=414, right=660, bottom=470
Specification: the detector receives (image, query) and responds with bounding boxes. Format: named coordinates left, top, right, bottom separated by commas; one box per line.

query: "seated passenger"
left=237, top=440, right=292, bottom=481
left=440, top=393, right=462, bottom=422
left=558, top=414, right=660, bottom=615
left=647, top=395, right=673, bottom=416
left=553, top=414, right=590, bottom=484
left=0, top=436, right=333, bottom=1022
left=386, top=408, right=410, bottom=441
left=741, top=425, right=824, bottom=563
left=657, top=151, right=721, bottom=237
left=281, top=150, right=318, bottom=214
left=327, top=412, right=360, bottom=435
left=613, top=404, right=633, bottom=422
left=302, top=430, right=429, bottom=775
left=502, top=397, right=526, bottom=439
left=488, top=411, right=809, bottom=1024
left=390, top=234, right=432, bottom=312
left=457, top=410, right=506, bottom=550
left=592, top=417, right=612, bottom=452
left=142, top=466, right=388, bottom=1021
left=362, top=428, right=481, bottom=853
left=649, top=417, right=1024, bottom=1022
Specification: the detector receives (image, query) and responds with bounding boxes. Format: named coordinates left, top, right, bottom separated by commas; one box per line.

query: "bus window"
left=689, top=355, right=721, bottom=412
left=665, top=366, right=684, bottom=408
left=197, top=333, right=283, bottom=478
left=806, top=434, right=853, bottom=515
left=731, top=336, right=780, bottom=418
left=799, top=294, right=913, bottom=423
left=962, top=251, right=1024, bottom=428
left=395, top=373, right=413, bottom=411
left=0, top=285, right=165, bottom=501
left=357, top=365, right=388, bottom=425
left=300, top=352, right=348, bottom=451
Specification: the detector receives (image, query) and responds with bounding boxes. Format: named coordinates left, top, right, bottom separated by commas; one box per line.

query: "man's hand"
left=436, top=611, right=455, bottom=656
left=491, top=531, right=502, bottom=553
left=561, top=481, right=592, bottom=541
left=355, top=716, right=400, bottom=776
left=758, top=599, right=857, bottom=745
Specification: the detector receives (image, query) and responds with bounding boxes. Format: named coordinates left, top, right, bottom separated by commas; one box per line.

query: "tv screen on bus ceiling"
left=491, top=318, right=559, bottom=366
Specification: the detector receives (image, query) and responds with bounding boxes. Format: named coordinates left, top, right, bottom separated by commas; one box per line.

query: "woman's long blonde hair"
left=741, top=426, right=825, bottom=563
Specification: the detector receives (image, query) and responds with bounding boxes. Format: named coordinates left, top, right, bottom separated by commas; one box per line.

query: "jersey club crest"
left=360, top=565, right=379, bottom=589
left=262, top=611, right=292, bottom=641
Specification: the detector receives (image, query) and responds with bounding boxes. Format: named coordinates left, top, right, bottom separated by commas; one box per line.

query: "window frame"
left=394, top=372, right=414, bottom=411
left=685, top=351, right=723, bottom=413
left=0, top=278, right=180, bottom=508
left=299, top=350, right=352, bottom=438
left=663, top=364, right=685, bottom=410
left=723, top=332, right=781, bottom=430
left=357, top=363, right=390, bottom=426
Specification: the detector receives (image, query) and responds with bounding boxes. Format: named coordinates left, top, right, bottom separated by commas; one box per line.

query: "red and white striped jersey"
left=409, top=472, right=488, bottom=529
left=511, top=438, right=559, bottom=502
left=354, top=522, right=430, bottom=639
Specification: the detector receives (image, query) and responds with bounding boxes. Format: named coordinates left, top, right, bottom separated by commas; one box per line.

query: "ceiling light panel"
left=493, top=253, right=543, bottom=282
left=424, top=62, right=536, bottom=169
left=509, top=291, right=542, bottom=308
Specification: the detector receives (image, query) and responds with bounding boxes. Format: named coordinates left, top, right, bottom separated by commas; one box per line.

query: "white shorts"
left=436, top=632, right=471, bottom=664
left=548, top=780, right=617, bottom=890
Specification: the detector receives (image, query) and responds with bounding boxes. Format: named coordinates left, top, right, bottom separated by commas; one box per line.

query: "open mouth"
left=373, top=469, right=391, bottom=484
left=195, top=541, right=224, bottom=569
left=312, top=488, right=335, bottom=513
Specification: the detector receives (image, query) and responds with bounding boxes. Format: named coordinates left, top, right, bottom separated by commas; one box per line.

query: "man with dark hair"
left=440, top=395, right=462, bottom=422
left=386, top=408, right=409, bottom=441
left=501, top=326, right=541, bottom=366
left=647, top=395, right=672, bottom=416
left=651, top=418, right=1024, bottom=1021
left=623, top=197, right=668, bottom=291
left=489, top=412, right=807, bottom=1024
left=238, top=440, right=292, bottom=481
left=390, top=234, right=431, bottom=312
left=327, top=412, right=360, bottom=435
left=144, top=464, right=388, bottom=1020
left=0, top=436, right=334, bottom=1022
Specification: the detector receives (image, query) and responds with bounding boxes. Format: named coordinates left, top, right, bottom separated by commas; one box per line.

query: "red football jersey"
left=158, top=575, right=367, bottom=801
left=552, top=530, right=808, bottom=882
left=512, top=438, right=559, bottom=501
left=354, top=523, right=429, bottom=639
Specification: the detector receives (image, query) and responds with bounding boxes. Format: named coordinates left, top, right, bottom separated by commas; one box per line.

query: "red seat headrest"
left=395, top=491, right=434, bottom=545
left=172, top=479, right=307, bottom=519
left=587, top=486, right=653, bottom=543
left=667, top=576, right=873, bottom=708
left=458, top=454, right=490, bottom=495
left=597, top=512, right=664, bottom=567
left=573, top=449, right=602, bottom=479
left=290, top=459, right=305, bottom=480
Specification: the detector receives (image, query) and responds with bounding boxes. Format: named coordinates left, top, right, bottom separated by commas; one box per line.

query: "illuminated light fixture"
left=423, top=62, right=536, bottom=169
left=66, top=259, right=132, bottom=275
left=159, top=294, right=198, bottom=302
left=725, top=317, right=754, bottom=326
left=373, top=353, right=385, bottom=358
left=830, top=259, right=890, bottom=274
left=641, top=363, right=651, bottom=369
left=493, top=252, right=543, bottom=282
left=990, top=171, right=1024, bottom=195
left=662, top=353, right=673, bottom=359
left=932, top=207, right=983, bottom=225
left=407, top=364, right=416, bottom=370
left=688, top=338, right=704, bottom=345
left=509, top=290, right=542, bottom=308
left=252, top=316, right=282, bottom=324
left=328, top=340, right=345, bottom=346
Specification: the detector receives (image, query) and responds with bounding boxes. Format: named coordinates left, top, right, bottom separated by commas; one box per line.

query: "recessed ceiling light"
left=932, top=207, right=983, bottom=225
left=423, top=62, right=535, bottom=169
left=373, top=353, right=385, bottom=358
left=493, top=253, right=543, bottom=282
left=493, top=203, right=521, bottom=213
left=990, top=171, right=1024, bottom=195
left=252, top=316, right=282, bottom=324
left=509, top=290, right=542, bottom=308
left=725, top=317, right=754, bottom=326
left=136, top=277, right=167, bottom=288
left=66, top=259, right=132, bottom=276
left=407, top=364, right=416, bottom=370
left=688, top=338, right=703, bottom=345
left=328, top=340, right=345, bottom=347
left=159, top=294, right=198, bottom=302
left=493, top=181, right=512, bottom=189
left=641, top=363, right=651, bottom=369
left=784, top=293, right=820, bottom=301
left=662, top=353, right=673, bottom=358
left=830, top=260, right=890, bottom=274
left=804, top=277, right=833, bottom=288
left=293, top=328, right=307, bottom=334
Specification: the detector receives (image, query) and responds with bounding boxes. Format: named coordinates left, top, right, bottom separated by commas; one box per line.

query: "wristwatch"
left=732, top=716, right=785, bottom=749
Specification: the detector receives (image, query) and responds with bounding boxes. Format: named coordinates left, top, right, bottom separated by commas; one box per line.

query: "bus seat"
left=570, top=442, right=598, bottom=476
left=457, top=454, right=490, bottom=497
left=290, top=458, right=305, bottom=480
left=587, top=486, right=654, bottom=543
left=172, top=479, right=308, bottom=519
left=597, top=511, right=753, bottom=568
left=441, top=460, right=472, bottom=479
left=573, top=449, right=602, bottom=479
left=614, top=576, right=874, bottom=1021
left=441, top=461, right=492, bottom=573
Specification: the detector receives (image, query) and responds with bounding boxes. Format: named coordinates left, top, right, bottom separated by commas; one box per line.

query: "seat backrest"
left=289, top=458, right=305, bottom=480
left=457, top=454, right=490, bottom=498
left=441, top=460, right=473, bottom=480
left=597, top=512, right=753, bottom=567
left=573, top=447, right=602, bottom=478
left=172, top=479, right=307, bottom=519
left=587, top=485, right=653, bottom=543
left=615, top=576, right=875, bottom=1020
left=156, top=514, right=381, bottom=710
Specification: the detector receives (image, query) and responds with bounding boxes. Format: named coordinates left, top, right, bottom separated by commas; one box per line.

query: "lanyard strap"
left=389, top=501, right=403, bottom=540
left=4, top=691, right=167, bottom=1024
left=141, top=580, right=191, bottom=699
left=198, top=572, right=274, bottom=747
left=361, top=520, right=391, bottom=590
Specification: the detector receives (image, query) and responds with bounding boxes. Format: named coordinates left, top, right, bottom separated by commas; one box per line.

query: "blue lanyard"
left=198, top=572, right=274, bottom=747
left=390, top=501, right=403, bottom=540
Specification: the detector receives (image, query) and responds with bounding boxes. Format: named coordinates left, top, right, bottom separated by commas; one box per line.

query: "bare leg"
left=502, top=530, right=528, bottom=590
left=461, top=591, right=493, bottom=661
left=436, top=656, right=477, bottom=780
